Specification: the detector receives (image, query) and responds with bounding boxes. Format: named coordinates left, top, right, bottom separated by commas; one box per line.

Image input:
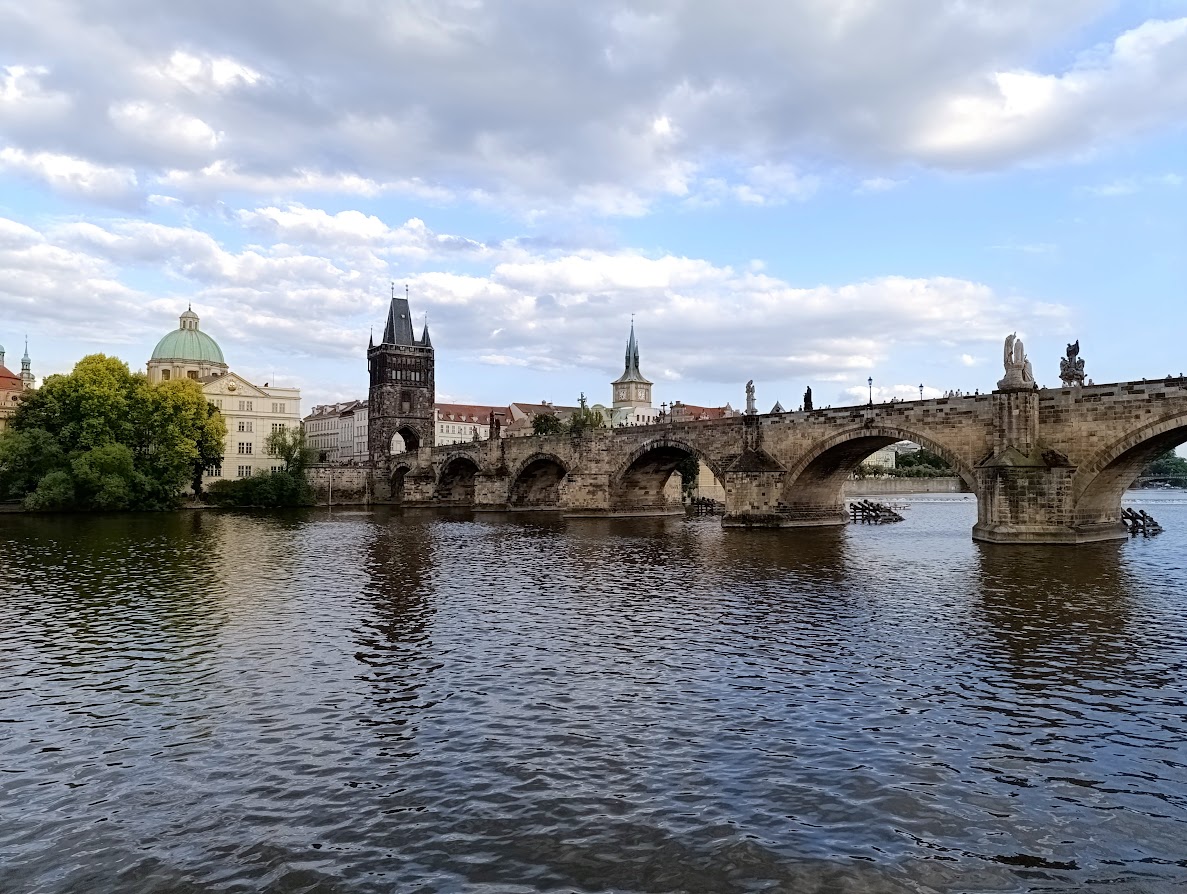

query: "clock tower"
left=611, top=321, right=653, bottom=413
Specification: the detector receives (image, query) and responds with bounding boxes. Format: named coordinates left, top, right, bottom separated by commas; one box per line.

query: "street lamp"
left=919, top=383, right=924, bottom=401
left=868, top=376, right=873, bottom=407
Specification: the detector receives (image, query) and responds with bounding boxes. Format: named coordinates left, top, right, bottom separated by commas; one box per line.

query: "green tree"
left=532, top=413, right=564, bottom=435
left=896, top=448, right=951, bottom=471
left=566, top=404, right=605, bottom=434
left=1141, top=449, right=1187, bottom=481
left=265, top=426, right=315, bottom=474
left=0, top=354, right=226, bottom=510
left=675, top=455, right=700, bottom=500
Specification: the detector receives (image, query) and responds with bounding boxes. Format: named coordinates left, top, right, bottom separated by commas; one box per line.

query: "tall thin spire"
left=381, top=283, right=417, bottom=345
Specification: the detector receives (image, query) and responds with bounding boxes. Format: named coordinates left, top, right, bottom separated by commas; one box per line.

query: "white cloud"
left=0, top=3, right=1182, bottom=210
left=0, top=207, right=1069, bottom=407
left=0, top=147, right=138, bottom=203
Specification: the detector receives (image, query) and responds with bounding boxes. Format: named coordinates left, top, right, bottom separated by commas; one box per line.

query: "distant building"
left=669, top=402, right=741, bottom=423
left=504, top=401, right=581, bottom=437
left=865, top=445, right=898, bottom=469
left=147, top=307, right=301, bottom=482
left=0, top=339, right=33, bottom=434
left=436, top=403, right=510, bottom=445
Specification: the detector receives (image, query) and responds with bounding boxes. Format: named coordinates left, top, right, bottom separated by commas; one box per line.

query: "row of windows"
left=388, top=369, right=425, bottom=382
left=207, top=399, right=290, bottom=413
left=160, top=369, right=200, bottom=381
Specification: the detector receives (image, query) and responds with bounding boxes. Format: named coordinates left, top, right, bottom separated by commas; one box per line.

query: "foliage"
left=895, top=448, right=951, bottom=471
left=205, top=471, right=314, bottom=508
left=566, top=404, right=605, bottom=435
left=0, top=354, right=226, bottom=511
left=674, top=455, right=700, bottom=499
left=266, top=427, right=315, bottom=474
left=532, top=413, right=564, bottom=435
left=1141, top=449, right=1187, bottom=482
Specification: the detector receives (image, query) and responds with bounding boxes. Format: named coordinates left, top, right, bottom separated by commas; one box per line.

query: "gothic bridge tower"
left=368, top=288, right=434, bottom=464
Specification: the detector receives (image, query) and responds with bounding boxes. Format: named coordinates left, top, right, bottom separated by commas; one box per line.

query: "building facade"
left=368, top=291, right=434, bottom=462
left=0, top=339, right=33, bottom=434
left=147, top=308, right=301, bottom=482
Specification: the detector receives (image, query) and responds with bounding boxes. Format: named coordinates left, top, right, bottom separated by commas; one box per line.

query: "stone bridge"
left=376, top=377, right=1187, bottom=544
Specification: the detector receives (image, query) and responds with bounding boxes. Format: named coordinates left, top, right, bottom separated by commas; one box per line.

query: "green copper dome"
left=151, top=308, right=226, bottom=364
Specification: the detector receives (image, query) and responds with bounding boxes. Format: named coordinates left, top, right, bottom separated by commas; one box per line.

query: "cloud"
left=0, top=207, right=1068, bottom=403
left=0, top=3, right=1183, bottom=210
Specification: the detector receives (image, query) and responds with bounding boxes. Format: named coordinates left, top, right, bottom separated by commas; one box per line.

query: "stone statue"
left=1059, top=340, right=1086, bottom=387
left=803, top=385, right=813, bottom=412
left=997, top=332, right=1036, bottom=391
left=745, top=379, right=757, bottom=415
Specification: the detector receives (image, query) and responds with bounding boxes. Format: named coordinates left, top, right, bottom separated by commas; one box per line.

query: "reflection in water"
left=1, top=499, right=1187, bottom=893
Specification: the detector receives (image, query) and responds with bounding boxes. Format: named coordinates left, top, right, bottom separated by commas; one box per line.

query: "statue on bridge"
left=1059, top=340, right=1086, bottom=387
left=745, top=380, right=757, bottom=415
left=997, top=333, right=1036, bottom=391
left=803, top=385, right=813, bottom=412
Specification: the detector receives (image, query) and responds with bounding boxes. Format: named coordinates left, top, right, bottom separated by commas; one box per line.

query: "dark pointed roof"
left=382, top=295, right=417, bottom=346
left=612, top=320, right=652, bottom=385
left=378, top=291, right=431, bottom=348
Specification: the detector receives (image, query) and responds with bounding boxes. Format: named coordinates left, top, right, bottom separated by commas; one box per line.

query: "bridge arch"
left=611, top=437, right=727, bottom=514
left=508, top=452, right=571, bottom=510
left=434, top=452, right=482, bottom=505
left=779, top=425, right=978, bottom=524
left=1071, top=412, right=1187, bottom=526
left=389, top=462, right=412, bottom=505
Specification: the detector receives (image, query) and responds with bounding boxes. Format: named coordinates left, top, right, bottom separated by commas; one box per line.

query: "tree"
left=0, top=354, right=226, bottom=510
left=566, top=404, right=605, bottom=434
left=675, top=455, right=700, bottom=500
left=896, top=448, right=951, bottom=471
left=532, top=413, right=564, bottom=435
left=266, top=427, right=314, bottom=475
left=1141, top=449, right=1187, bottom=482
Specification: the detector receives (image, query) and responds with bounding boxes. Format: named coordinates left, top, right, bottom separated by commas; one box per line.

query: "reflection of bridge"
left=377, top=378, right=1187, bottom=544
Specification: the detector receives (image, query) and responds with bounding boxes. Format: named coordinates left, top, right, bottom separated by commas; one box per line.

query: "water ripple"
left=1, top=497, right=1186, bottom=892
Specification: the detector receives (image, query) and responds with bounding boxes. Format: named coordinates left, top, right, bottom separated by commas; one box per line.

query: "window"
left=161, top=369, right=170, bottom=381
left=212, top=398, right=223, bottom=409
left=238, top=400, right=253, bottom=411
left=272, top=423, right=286, bottom=433
left=206, top=464, right=222, bottom=477
left=188, top=371, right=199, bottom=380
left=237, top=465, right=252, bottom=478
left=272, top=402, right=285, bottom=413
left=237, top=421, right=253, bottom=433
left=238, top=442, right=253, bottom=455
left=271, top=465, right=283, bottom=473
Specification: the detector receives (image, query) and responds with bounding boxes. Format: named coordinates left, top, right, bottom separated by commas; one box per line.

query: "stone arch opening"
left=612, top=438, right=725, bottom=515
left=508, top=454, right=569, bottom=510
left=390, top=465, right=410, bottom=505
left=434, top=455, right=480, bottom=505
left=391, top=426, right=421, bottom=455
left=1072, top=415, right=1187, bottom=530
left=779, top=426, right=977, bottom=526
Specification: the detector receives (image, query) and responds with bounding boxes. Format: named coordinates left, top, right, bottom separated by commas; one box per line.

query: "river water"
left=1, top=492, right=1186, bottom=893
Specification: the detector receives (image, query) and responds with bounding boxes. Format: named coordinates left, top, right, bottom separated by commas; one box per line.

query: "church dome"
left=151, top=307, right=226, bottom=364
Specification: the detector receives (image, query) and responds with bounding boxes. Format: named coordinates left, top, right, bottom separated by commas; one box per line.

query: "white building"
left=147, top=307, right=302, bottom=481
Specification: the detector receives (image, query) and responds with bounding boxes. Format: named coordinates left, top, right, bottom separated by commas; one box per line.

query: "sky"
left=1, top=0, right=1185, bottom=416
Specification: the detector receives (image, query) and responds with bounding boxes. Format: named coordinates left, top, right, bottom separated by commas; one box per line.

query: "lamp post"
left=919, top=383, right=924, bottom=401
left=868, top=376, right=873, bottom=407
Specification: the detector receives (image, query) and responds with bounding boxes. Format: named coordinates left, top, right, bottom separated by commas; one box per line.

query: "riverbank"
left=843, top=476, right=969, bottom=496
